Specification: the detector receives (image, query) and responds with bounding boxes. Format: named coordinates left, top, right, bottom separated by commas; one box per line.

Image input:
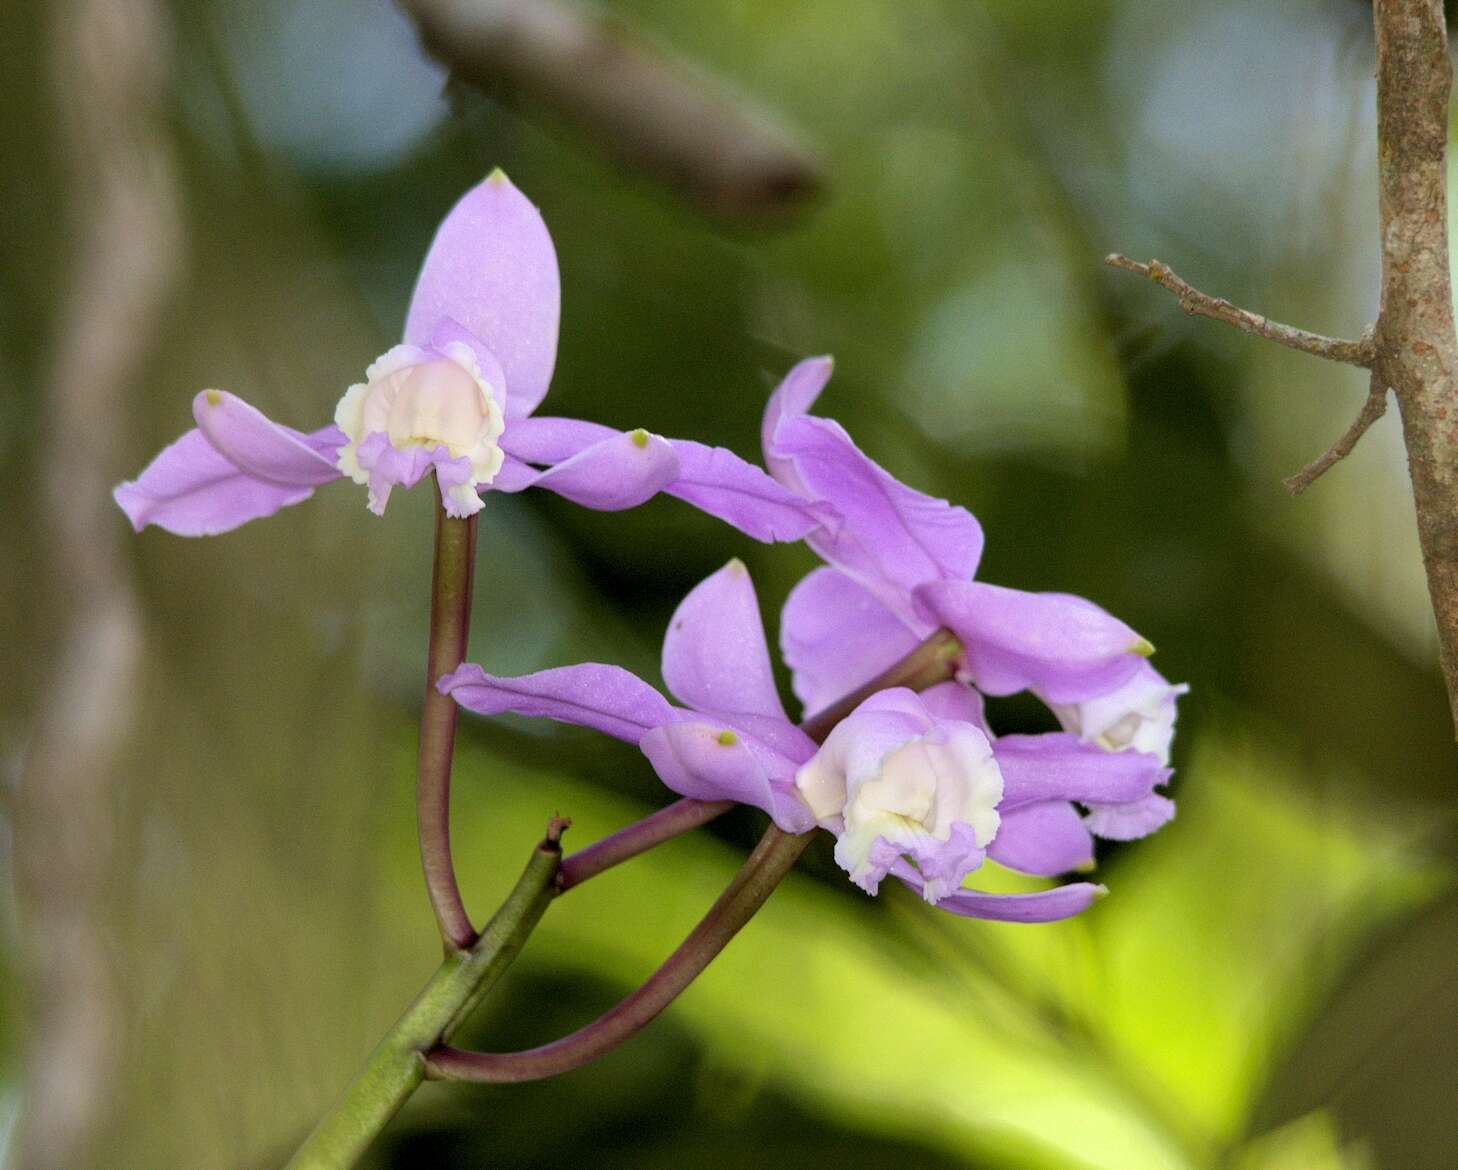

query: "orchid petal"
left=427, top=317, right=509, bottom=403
left=114, top=428, right=321, bottom=536
left=761, top=356, right=834, bottom=491
left=994, top=733, right=1170, bottom=810
left=441, top=662, right=675, bottom=743
left=917, top=680, right=990, bottom=732
left=889, top=858, right=1104, bottom=921
left=192, top=391, right=341, bottom=486
left=662, top=560, right=787, bottom=721
left=914, top=580, right=1149, bottom=703
left=640, top=721, right=815, bottom=833
left=987, top=801, right=1095, bottom=876
left=526, top=429, right=679, bottom=511
left=499, top=415, right=615, bottom=464
left=403, top=170, right=560, bottom=419
left=781, top=567, right=921, bottom=716
left=1084, top=793, right=1176, bottom=840
left=664, top=440, right=823, bottom=543
left=770, top=412, right=982, bottom=610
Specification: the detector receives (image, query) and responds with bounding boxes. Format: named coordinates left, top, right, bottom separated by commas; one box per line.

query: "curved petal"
left=113, top=428, right=319, bottom=536
left=440, top=662, right=675, bottom=743
left=771, top=413, right=983, bottom=609
left=526, top=430, right=679, bottom=511
left=760, top=355, right=835, bottom=491
left=403, top=170, right=560, bottom=419
left=994, top=733, right=1171, bottom=810
left=890, top=858, right=1105, bottom=922
left=664, top=440, right=823, bottom=543
left=1084, top=793, right=1176, bottom=840
left=662, top=560, right=786, bottom=721
left=987, top=801, right=1095, bottom=876
left=781, top=567, right=921, bottom=715
left=640, top=721, right=815, bottom=833
left=192, top=391, right=341, bottom=486
left=914, top=580, right=1149, bottom=702
left=427, top=317, right=509, bottom=404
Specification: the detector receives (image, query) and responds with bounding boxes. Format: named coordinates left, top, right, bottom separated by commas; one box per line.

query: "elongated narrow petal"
left=662, top=560, right=787, bottom=721
left=114, top=428, right=320, bottom=536
left=994, top=733, right=1170, bottom=810
left=404, top=170, right=560, bottom=419
left=640, top=721, right=815, bottom=833
left=664, top=440, right=823, bottom=542
left=499, top=415, right=616, bottom=464
left=781, top=567, right=920, bottom=714
left=191, top=391, right=342, bottom=486
left=771, top=413, right=983, bottom=609
left=987, top=801, right=1095, bottom=876
left=889, top=859, right=1104, bottom=922
left=914, top=580, right=1148, bottom=703
left=527, top=429, right=679, bottom=510
left=441, top=662, right=676, bottom=743
left=1084, top=793, right=1176, bottom=840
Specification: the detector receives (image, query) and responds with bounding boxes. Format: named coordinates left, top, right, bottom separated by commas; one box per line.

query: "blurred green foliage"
left=2, top=0, right=1455, bottom=1168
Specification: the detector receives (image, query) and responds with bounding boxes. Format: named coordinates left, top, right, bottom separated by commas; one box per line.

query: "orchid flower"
left=759, top=356, right=1187, bottom=841
left=113, top=171, right=816, bottom=542
left=443, top=561, right=1171, bottom=922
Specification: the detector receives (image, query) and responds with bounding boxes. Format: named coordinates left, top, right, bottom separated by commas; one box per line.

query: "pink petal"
left=987, top=801, right=1095, bottom=876
left=192, top=391, right=341, bottom=486
left=404, top=170, right=560, bottom=419
left=441, top=662, right=676, bottom=743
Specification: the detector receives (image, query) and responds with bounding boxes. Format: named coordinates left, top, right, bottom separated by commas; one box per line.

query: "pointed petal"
left=987, top=801, right=1095, bottom=876
left=404, top=170, right=560, bottom=419
left=929, top=881, right=1105, bottom=923
left=192, top=391, right=341, bottom=486
left=772, top=413, right=982, bottom=608
left=440, top=662, right=675, bottom=743
left=664, top=440, right=823, bottom=542
left=914, top=580, right=1149, bottom=702
left=1084, top=793, right=1176, bottom=840
left=761, top=356, right=835, bottom=491
left=114, top=428, right=320, bottom=536
left=994, top=733, right=1170, bottom=810
left=640, top=721, right=815, bottom=833
left=889, top=858, right=1104, bottom=921
left=781, top=567, right=921, bottom=715
left=662, top=560, right=787, bottom=721
left=527, top=429, right=679, bottom=511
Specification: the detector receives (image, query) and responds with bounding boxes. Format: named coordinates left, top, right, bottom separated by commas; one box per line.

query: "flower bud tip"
left=487, top=167, right=509, bottom=185
left=1091, top=884, right=1110, bottom=901
left=1074, top=858, right=1098, bottom=874
left=725, top=557, right=747, bottom=574
left=204, top=389, right=222, bottom=407
left=629, top=428, right=651, bottom=449
left=1131, top=637, right=1156, bottom=657
left=717, top=729, right=738, bottom=746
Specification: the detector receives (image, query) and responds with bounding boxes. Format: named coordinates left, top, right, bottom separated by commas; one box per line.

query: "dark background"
left=1, top=0, right=1454, bottom=1167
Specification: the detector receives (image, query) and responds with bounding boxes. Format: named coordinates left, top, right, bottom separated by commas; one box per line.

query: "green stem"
left=418, top=507, right=479, bottom=950
left=283, top=830, right=562, bottom=1170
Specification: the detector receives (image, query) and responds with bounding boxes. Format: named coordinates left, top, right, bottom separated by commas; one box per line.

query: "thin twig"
left=399, top=0, right=822, bottom=223
left=1104, top=254, right=1375, bottom=367
left=1284, top=374, right=1391, bottom=494
left=557, top=798, right=732, bottom=892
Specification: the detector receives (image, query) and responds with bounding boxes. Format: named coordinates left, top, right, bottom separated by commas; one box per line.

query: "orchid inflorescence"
left=115, top=171, right=1184, bottom=1163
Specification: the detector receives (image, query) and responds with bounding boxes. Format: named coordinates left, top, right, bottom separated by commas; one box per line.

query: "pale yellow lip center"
left=361, top=359, right=491, bottom=456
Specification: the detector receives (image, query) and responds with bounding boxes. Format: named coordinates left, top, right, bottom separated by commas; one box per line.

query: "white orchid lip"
left=796, top=712, right=1003, bottom=903
left=334, top=341, right=506, bottom=515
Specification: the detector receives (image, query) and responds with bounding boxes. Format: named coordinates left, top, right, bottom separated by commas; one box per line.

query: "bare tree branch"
left=1284, top=375, right=1390, bottom=494
left=1109, top=1, right=1458, bottom=738
left=1103, top=254, right=1375, bottom=366
left=399, top=0, right=823, bottom=223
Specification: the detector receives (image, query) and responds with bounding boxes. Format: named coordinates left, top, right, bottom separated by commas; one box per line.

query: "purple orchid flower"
left=442, top=560, right=1171, bottom=922
left=113, top=171, right=816, bottom=542
left=759, top=356, right=1187, bottom=843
